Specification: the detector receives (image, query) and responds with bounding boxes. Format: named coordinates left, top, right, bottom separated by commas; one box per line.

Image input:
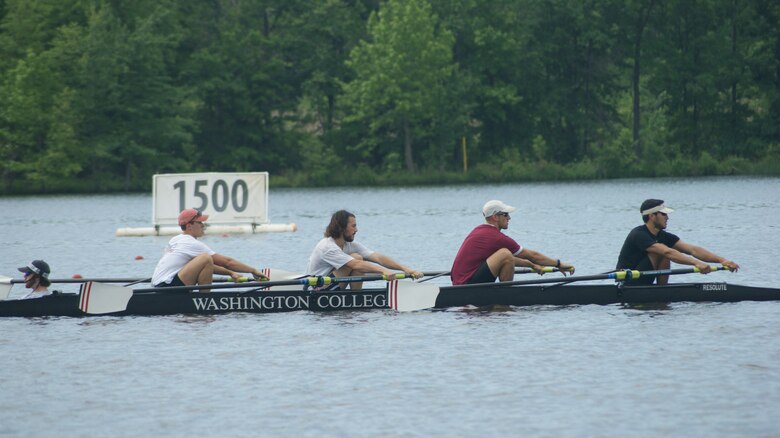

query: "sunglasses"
left=188, top=210, right=203, bottom=224
left=496, top=212, right=510, bottom=217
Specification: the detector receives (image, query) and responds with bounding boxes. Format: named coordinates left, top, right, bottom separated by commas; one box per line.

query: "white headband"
left=641, top=204, right=674, bottom=216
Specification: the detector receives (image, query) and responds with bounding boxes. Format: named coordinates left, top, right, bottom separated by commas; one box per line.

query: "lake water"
left=1, top=176, right=779, bottom=437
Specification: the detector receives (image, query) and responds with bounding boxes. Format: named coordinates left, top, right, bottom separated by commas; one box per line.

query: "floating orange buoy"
left=72, top=274, right=83, bottom=279
left=135, top=255, right=144, bottom=260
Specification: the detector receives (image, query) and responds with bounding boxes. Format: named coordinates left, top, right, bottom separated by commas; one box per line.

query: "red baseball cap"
left=178, top=208, right=209, bottom=226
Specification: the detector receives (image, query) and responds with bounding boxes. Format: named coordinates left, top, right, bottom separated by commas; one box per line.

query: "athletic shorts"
left=155, top=274, right=185, bottom=288
left=466, top=261, right=497, bottom=284
left=621, top=257, right=655, bottom=286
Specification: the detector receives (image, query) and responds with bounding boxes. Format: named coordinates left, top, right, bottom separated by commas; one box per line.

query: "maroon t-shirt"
left=450, top=224, right=523, bottom=285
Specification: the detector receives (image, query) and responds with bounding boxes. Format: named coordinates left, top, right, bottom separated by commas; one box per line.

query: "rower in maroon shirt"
left=450, top=200, right=575, bottom=285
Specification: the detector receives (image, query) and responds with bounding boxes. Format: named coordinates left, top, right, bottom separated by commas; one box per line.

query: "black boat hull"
left=1, top=282, right=778, bottom=317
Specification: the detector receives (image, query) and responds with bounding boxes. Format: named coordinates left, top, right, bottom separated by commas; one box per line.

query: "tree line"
left=1, top=0, right=779, bottom=194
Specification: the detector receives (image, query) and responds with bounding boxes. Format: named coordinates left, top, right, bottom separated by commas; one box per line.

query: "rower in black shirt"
left=616, top=199, right=740, bottom=285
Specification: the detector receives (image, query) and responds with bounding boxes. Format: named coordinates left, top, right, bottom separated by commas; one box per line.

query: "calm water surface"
left=1, top=176, right=779, bottom=437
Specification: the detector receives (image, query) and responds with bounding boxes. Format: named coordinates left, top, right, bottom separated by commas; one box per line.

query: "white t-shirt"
left=152, top=234, right=215, bottom=285
left=19, top=290, right=52, bottom=300
left=305, top=237, right=374, bottom=276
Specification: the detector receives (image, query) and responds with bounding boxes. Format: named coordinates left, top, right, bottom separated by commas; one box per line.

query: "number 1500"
left=173, top=179, right=249, bottom=213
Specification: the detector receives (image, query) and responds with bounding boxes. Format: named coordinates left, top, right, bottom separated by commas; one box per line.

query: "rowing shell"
left=1, top=282, right=778, bottom=317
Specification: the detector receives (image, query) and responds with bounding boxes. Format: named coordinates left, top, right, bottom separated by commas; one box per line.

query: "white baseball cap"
left=482, top=200, right=516, bottom=217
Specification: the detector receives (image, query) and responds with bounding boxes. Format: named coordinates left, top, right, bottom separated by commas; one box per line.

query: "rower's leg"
left=335, top=253, right=363, bottom=290
left=486, top=248, right=515, bottom=282
left=648, top=253, right=671, bottom=285
left=178, top=253, right=214, bottom=286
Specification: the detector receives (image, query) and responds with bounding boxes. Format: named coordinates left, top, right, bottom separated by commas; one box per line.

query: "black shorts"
left=466, top=261, right=497, bottom=284
left=622, top=257, right=655, bottom=286
left=155, top=274, right=185, bottom=288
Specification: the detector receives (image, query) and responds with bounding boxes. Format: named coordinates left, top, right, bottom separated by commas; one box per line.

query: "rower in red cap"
left=151, top=208, right=268, bottom=289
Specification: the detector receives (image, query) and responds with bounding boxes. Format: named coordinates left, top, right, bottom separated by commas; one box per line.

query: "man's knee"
left=195, top=253, right=213, bottom=262
left=191, top=253, right=214, bottom=267
left=350, top=253, right=364, bottom=261
left=492, top=248, right=514, bottom=263
left=648, top=254, right=669, bottom=270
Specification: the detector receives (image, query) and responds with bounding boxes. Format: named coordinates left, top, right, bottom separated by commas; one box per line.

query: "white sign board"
left=153, top=172, right=269, bottom=226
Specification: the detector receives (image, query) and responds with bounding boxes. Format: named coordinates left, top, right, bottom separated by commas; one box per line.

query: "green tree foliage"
left=1, top=0, right=780, bottom=193
left=342, top=0, right=461, bottom=171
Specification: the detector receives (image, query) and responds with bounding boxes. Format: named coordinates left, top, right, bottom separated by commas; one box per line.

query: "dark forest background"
left=2, top=0, right=780, bottom=193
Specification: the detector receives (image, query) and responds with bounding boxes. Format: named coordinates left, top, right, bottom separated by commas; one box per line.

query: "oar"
left=9, top=277, right=150, bottom=284
left=0, top=276, right=12, bottom=300
left=418, top=267, right=565, bottom=283
left=420, top=267, right=563, bottom=277
left=389, top=280, right=441, bottom=311
left=390, top=265, right=732, bottom=312
left=418, top=272, right=450, bottom=283
left=3, top=274, right=280, bottom=286
left=8, top=268, right=556, bottom=287
left=78, top=282, right=134, bottom=314
left=258, top=269, right=305, bottom=291
left=476, top=265, right=732, bottom=289
left=123, top=278, right=152, bottom=287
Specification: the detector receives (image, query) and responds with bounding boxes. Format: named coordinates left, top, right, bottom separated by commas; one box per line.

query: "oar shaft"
left=420, top=267, right=560, bottom=278
left=454, top=266, right=727, bottom=289
left=8, top=275, right=258, bottom=285
left=133, top=278, right=309, bottom=293
left=132, top=273, right=407, bottom=294
left=319, top=273, right=409, bottom=285
left=11, top=278, right=150, bottom=284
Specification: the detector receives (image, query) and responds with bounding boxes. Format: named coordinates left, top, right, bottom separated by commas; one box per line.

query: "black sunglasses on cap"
left=188, top=210, right=204, bottom=224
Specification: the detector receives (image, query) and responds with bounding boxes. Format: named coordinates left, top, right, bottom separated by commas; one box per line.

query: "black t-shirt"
left=616, top=225, right=680, bottom=270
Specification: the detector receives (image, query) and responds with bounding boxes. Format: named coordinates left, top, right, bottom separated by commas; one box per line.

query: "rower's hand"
left=383, top=271, right=399, bottom=282
left=252, top=271, right=270, bottom=282
left=696, top=262, right=712, bottom=274
left=406, top=270, right=424, bottom=280
left=559, top=262, right=575, bottom=276
left=722, top=260, right=740, bottom=272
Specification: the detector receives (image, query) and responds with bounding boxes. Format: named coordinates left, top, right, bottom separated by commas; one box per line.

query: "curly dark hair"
left=325, top=210, right=355, bottom=238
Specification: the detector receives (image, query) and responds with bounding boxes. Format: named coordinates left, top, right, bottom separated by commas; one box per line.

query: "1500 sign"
left=173, top=179, right=249, bottom=213
left=153, top=172, right=268, bottom=226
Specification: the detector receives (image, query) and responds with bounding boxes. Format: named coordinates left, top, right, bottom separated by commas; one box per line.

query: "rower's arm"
left=517, top=248, right=575, bottom=273
left=366, top=253, right=423, bottom=279
left=512, top=256, right=542, bottom=270
left=647, top=243, right=711, bottom=271
left=344, top=257, right=396, bottom=278
left=212, top=254, right=263, bottom=278
left=672, top=241, right=740, bottom=271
